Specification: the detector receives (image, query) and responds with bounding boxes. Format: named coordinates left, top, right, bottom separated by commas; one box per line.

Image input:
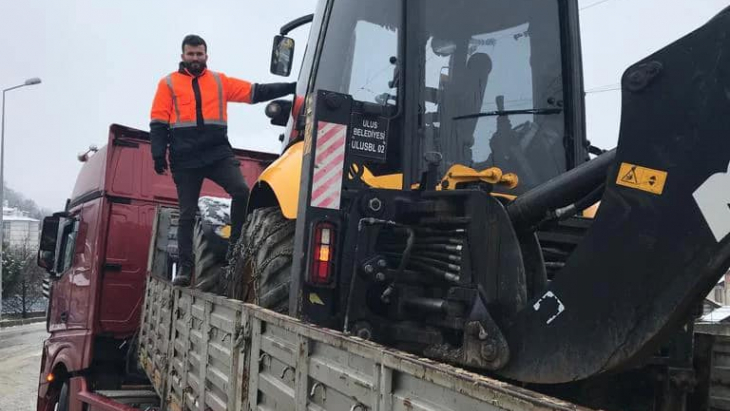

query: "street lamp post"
left=0, top=77, right=42, bottom=322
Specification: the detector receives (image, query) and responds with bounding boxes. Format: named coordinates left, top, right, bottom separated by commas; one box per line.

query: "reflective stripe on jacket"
left=149, top=66, right=254, bottom=169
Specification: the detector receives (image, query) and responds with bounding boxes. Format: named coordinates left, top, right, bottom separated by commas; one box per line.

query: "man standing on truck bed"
left=150, top=34, right=295, bottom=286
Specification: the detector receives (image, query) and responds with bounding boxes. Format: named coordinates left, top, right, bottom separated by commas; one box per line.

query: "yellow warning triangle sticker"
left=621, top=166, right=639, bottom=185
left=616, top=162, right=668, bottom=195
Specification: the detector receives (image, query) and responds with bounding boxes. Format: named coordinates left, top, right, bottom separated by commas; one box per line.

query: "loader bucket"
left=496, top=6, right=730, bottom=383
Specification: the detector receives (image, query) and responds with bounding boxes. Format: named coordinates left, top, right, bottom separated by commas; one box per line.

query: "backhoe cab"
left=240, top=0, right=730, bottom=408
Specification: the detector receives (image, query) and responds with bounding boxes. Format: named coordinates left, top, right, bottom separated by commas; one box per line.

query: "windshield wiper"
left=453, top=107, right=562, bottom=120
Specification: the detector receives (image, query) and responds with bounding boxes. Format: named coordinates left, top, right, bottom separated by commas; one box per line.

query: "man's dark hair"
left=182, top=34, right=207, bottom=52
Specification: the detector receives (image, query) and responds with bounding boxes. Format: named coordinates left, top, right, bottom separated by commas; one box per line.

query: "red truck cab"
left=35, top=124, right=276, bottom=411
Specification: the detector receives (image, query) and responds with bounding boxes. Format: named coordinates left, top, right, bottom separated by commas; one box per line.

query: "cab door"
left=97, top=201, right=157, bottom=336
left=47, top=215, right=80, bottom=331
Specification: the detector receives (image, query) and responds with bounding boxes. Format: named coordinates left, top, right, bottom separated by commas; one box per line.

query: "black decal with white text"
left=349, top=113, right=388, bottom=162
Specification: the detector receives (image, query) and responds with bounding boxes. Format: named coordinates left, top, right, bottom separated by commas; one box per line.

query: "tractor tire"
left=226, top=207, right=294, bottom=313
left=193, top=218, right=227, bottom=294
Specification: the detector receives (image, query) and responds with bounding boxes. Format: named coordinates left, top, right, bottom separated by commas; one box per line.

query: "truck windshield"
left=419, top=0, right=566, bottom=194
left=313, top=0, right=403, bottom=175
left=313, top=0, right=566, bottom=191
left=314, top=0, right=401, bottom=108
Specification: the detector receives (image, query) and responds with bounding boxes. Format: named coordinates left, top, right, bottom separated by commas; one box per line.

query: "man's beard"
left=183, top=61, right=207, bottom=75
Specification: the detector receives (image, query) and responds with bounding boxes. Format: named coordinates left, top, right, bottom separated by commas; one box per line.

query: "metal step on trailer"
left=95, top=389, right=160, bottom=407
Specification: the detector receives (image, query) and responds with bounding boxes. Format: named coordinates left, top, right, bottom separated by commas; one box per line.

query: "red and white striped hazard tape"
left=311, top=121, right=347, bottom=209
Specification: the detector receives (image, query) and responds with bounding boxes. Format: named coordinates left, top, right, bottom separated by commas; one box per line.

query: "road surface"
left=0, top=322, right=47, bottom=411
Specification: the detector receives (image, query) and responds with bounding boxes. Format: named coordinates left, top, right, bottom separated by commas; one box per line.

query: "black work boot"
left=173, top=264, right=193, bottom=287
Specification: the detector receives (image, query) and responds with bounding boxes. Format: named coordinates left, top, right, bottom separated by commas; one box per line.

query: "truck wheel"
left=55, top=382, right=69, bottom=411
left=227, top=207, right=294, bottom=313
left=193, top=217, right=227, bottom=294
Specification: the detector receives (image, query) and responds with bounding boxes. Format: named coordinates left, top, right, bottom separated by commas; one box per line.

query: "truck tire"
left=193, top=217, right=227, bottom=294
left=55, top=381, right=69, bottom=411
left=227, top=207, right=294, bottom=313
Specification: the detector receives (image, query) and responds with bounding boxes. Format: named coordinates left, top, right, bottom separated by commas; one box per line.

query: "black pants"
left=173, top=157, right=249, bottom=268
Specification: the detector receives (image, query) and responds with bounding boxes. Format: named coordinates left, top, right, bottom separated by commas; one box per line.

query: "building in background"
left=0, top=204, right=44, bottom=317
left=701, top=271, right=730, bottom=322
left=709, top=272, right=730, bottom=307
left=2, top=205, right=40, bottom=249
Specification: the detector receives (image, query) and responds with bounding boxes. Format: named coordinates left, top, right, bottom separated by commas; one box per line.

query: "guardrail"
left=0, top=315, right=45, bottom=328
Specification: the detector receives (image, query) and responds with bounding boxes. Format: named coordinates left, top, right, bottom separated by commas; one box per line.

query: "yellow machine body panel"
left=257, top=143, right=405, bottom=219
left=257, top=145, right=543, bottom=219
left=255, top=141, right=304, bottom=219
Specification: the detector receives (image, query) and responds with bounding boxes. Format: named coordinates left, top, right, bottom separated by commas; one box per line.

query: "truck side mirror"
left=270, top=35, right=295, bottom=77
left=37, top=216, right=60, bottom=275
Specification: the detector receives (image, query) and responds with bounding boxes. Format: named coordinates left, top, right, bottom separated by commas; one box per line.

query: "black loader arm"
left=495, top=7, right=730, bottom=383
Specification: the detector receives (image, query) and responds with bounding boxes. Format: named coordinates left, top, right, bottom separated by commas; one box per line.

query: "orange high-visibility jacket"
left=151, top=69, right=254, bottom=128
left=149, top=66, right=254, bottom=169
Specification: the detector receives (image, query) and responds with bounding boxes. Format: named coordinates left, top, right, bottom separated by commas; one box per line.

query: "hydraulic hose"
left=542, top=183, right=606, bottom=224
left=381, top=227, right=415, bottom=303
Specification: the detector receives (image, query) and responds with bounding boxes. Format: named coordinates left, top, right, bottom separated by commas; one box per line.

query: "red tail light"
left=310, top=222, right=336, bottom=285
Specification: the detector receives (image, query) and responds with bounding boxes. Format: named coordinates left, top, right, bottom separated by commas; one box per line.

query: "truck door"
left=47, top=216, right=80, bottom=331
left=65, top=201, right=102, bottom=330
left=97, top=201, right=157, bottom=336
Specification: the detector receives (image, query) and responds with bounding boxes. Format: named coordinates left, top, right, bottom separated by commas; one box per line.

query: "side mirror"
left=37, top=216, right=60, bottom=275
left=270, top=35, right=295, bottom=77
left=38, top=250, right=55, bottom=272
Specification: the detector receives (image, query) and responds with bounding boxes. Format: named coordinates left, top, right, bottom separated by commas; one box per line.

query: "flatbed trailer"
left=137, top=207, right=591, bottom=411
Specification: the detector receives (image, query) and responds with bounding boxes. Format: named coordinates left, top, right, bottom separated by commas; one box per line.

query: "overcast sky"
left=0, top=0, right=728, bottom=210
